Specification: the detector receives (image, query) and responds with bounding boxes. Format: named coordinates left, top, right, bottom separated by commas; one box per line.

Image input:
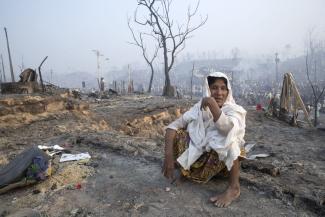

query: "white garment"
left=167, top=72, right=246, bottom=171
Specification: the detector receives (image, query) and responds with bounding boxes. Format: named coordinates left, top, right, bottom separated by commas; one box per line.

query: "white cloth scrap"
left=245, top=153, right=270, bottom=160
left=38, top=145, right=65, bottom=151
left=59, top=152, right=91, bottom=162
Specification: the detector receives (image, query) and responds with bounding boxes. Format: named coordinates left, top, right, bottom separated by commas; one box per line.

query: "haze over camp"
left=0, top=0, right=324, bottom=216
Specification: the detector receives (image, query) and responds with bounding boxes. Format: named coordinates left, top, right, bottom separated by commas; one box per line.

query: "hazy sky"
left=1, top=0, right=325, bottom=77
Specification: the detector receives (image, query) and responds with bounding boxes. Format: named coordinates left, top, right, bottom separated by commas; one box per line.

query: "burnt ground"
left=0, top=94, right=324, bottom=217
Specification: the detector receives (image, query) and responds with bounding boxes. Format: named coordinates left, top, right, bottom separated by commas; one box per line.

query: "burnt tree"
left=305, top=30, right=325, bottom=126
left=134, top=0, right=207, bottom=96
left=128, top=18, right=159, bottom=93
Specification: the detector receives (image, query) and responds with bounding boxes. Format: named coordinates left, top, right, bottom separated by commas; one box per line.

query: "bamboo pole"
left=4, top=28, right=14, bottom=82
left=288, top=73, right=313, bottom=127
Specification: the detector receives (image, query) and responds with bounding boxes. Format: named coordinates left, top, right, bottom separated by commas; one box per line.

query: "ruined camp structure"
left=267, top=72, right=312, bottom=127
left=1, top=68, right=40, bottom=94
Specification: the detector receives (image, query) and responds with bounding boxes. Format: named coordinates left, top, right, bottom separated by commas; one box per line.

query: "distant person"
left=306, top=104, right=311, bottom=114
left=100, top=77, right=105, bottom=92
left=163, top=72, right=246, bottom=207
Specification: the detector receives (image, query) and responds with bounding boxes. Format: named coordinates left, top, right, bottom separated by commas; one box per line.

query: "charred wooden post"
left=0, top=54, right=6, bottom=82
left=122, top=81, right=125, bottom=94
left=38, top=56, right=48, bottom=92
left=114, top=80, right=117, bottom=91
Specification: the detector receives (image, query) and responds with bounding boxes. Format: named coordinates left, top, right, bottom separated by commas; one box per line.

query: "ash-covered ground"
left=0, top=94, right=324, bottom=217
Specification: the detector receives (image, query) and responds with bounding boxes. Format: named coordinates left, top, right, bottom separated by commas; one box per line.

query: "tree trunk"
left=314, top=102, right=318, bottom=127
left=147, top=65, right=154, bottom=93
left=163, top=69, right=174, bottom=96
left=162, top=42, right=174, bottom=97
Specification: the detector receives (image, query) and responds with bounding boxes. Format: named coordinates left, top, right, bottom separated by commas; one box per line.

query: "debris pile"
left=120, top=108, right=183, bottom=138
left=0, top=94, right=89, bottom=128
left=0, top=144, right=95, bottom=197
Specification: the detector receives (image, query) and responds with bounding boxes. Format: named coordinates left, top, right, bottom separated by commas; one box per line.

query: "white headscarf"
left=177, top=72, right=246, bottom=171
left=204, top=71, right=238, bottom=107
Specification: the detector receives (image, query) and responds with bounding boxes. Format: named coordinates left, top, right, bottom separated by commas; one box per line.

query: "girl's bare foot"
left=210, top=186, right=240, bottom=207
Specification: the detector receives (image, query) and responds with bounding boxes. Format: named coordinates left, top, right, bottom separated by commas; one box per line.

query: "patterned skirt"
left=174, top=129, right=246, bottom=183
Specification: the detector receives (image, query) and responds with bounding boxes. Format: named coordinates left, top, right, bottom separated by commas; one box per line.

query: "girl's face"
left=209, top=79, right=229, bottom=107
